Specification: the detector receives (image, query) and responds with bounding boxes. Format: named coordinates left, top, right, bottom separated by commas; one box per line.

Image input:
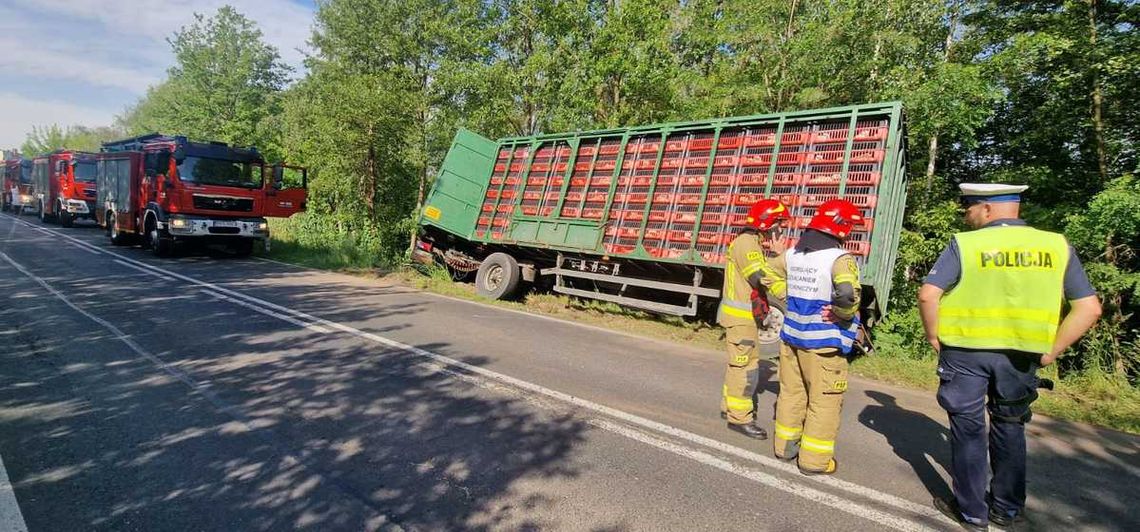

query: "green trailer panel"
left=422, top=102, right=908, bottom=315
left=421, top=128, right=500, bottom=240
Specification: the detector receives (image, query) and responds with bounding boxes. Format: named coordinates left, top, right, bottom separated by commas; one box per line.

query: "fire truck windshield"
left=176, top=156, right=263, bottom=189
left=19, top=162, right=31, bottom=184
left=74, top=161, right=96, bottom=182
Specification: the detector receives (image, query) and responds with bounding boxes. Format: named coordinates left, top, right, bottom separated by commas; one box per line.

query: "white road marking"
left=199, top=289, right=331, bottom=333
left=0, top=423, right=28, bottom=532
left=113, top=259, right=168, bottom=280
left=0, top=215, right=949, bottom=529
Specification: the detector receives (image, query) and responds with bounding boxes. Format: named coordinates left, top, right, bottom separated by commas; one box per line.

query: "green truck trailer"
left=416, top=102, right=907, bottom=324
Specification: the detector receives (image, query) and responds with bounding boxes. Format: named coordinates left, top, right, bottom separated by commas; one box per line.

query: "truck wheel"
left=475, top=252, right=522, bottom=300
left=59, top=204, right=73, bottom=228
left=108, top=216, right=132, bottom=246
left=149, top=226, right=172, bottom=257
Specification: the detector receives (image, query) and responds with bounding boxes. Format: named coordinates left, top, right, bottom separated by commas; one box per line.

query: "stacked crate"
left=790, top=118, right=890, bottom=263
left=470, top=112, right=894, bottom=269
left=475, top=145, right=528, bottom=240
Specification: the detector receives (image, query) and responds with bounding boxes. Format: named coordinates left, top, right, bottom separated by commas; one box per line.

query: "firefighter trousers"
left=721, top=324, right=760, bottom=424
left=773, top=343, right=849, bottom=471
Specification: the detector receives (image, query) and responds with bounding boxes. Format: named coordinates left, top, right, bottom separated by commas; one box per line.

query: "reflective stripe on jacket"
left=718, top=233, right=773, bottom=327
left=938, top=225, right=1068, bottom=353
left=780, top=248, right=859, bottom=353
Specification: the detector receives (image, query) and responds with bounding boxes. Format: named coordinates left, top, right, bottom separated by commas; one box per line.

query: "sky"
left=0, top=0, right=317, bottom=150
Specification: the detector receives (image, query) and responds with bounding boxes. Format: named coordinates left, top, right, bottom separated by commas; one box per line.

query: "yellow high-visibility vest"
left=938, top=225, right=1069, bottom=353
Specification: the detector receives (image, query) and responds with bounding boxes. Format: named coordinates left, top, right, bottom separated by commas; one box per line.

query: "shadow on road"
left=857, top=390, right=952, bottom=500
left=0, top=237, right=591, bottom=530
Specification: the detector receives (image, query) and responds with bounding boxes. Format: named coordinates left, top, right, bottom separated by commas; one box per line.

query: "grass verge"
left=263, top=237, right=1140, bottom=435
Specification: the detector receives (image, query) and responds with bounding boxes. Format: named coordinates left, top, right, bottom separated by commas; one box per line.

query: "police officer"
left=919, top=183, right=1102, bottom=530
left=718, top=199, right=791, bottom=439
left=771, top=199, right=863, bottom=475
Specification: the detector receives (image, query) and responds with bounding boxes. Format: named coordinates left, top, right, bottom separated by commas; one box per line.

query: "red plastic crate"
left=605, top=244, right=636, bottom=254
left=646, top=248, right=687, bottom=259
left=665, top=139, right=687, bottom=151
left=850, top=149, right=884, bottom=163
left=704, top=193, right=731, bottom=205
left=811, top=129, right=848, bottom=144
left=689, top=137, right=715, bottom=150
left=485, top=189, right=516, bottom=200
left=802, top=171, right=881, bottom=186
left=854, top=127, right=887, bottom=141
left=741, top=152, right=806, bottom=166
left=626, top=141, right=661, bottom=153
left=599, top=144, right=621, bottom=155
left=799, top=193, right=878, bottom=209
left=805, top=150, right=846, bottom=164
left=668, top=230, right=693, bottom=243
left=718, top=136, right=744, bottom=149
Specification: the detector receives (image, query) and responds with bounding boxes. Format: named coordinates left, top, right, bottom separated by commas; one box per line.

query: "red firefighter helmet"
left=746, top=198, right=791, bottom=231
left=807, top=199, right=863, bottom=239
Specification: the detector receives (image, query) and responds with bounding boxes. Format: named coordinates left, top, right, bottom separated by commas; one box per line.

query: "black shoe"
left=719, top=412, right=727, bottom=420
left=934, top=497, right=988, bottom=531
left=988, top=507, right=1025, bottom=529
left=727, top=421, right=768, bottom=440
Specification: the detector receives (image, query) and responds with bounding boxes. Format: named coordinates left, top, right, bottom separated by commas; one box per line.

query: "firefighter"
left=919, top=184, right=1101, bottom=531
left=771, top=199, right=863, bottom=475
left=718, top=198, right=791, bottom=439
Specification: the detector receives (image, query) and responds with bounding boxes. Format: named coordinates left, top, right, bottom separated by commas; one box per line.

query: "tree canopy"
left=10, top=1, right=1140, bottom=383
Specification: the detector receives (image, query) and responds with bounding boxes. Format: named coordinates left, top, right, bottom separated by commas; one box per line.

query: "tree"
left=119, top=6, right=290, bottom=159
left=20, top=124, right=125, bottom=155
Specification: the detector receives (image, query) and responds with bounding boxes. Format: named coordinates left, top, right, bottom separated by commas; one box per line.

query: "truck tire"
left=475, top=252, right=522, bottom=300
left=107, top=215, right=132, bottom=246
left=149, top=225, right=172, bottom=257
left=58, top=202, right=73, bottom=228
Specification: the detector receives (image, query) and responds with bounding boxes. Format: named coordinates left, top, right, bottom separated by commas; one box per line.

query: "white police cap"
left=959, top=183, right=1028, bottom=204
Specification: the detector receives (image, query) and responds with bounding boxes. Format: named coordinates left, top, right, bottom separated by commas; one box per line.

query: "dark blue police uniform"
left=925, top=218, right=1095, bottom=526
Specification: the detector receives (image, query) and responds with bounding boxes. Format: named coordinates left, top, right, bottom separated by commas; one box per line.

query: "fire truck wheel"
left=475, top=252, right=522, bottom=300
left=58, top=204, right=73, bottom=228
left=149, top=227, right=172, bottom=257
left=108, top=217, right=131, bottom=246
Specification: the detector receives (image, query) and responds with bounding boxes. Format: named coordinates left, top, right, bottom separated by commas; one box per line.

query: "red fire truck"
left=30, top=150, right=99, bottom=227
left=97, top=134, right=307, bottom=256
left=2, top=158, right=34, bottom=213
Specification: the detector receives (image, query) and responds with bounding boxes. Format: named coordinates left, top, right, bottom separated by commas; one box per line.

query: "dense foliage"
left=11, top=1, right=1140, bottom=385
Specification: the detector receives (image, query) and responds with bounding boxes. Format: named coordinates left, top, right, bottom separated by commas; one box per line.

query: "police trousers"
left=773, top=343, right=849, bottom=471
left=722, top=324, right=760, bottom=424
left=937, top=347, right=1040, bottom=523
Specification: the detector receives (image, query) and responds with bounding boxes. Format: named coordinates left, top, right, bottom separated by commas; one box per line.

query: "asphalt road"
left=0, top=212, right=1136, bottom=531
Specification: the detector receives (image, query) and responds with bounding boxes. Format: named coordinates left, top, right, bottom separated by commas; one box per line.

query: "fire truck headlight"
left=258, top=221, right=268, bottom=231
left=170, top=217, right=189, bottom=229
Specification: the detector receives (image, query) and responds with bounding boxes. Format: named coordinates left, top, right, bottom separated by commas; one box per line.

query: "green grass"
left=264, top=232, right=1140, bottom=435
left=265, top=217, right=383, bottom=270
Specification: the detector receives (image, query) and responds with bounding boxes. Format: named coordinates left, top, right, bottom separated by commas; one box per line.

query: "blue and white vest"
left=780, top=248, right=859, bottom=354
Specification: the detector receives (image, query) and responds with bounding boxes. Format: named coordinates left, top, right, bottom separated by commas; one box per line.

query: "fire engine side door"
left=263, top=164, right=307, bottom=218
